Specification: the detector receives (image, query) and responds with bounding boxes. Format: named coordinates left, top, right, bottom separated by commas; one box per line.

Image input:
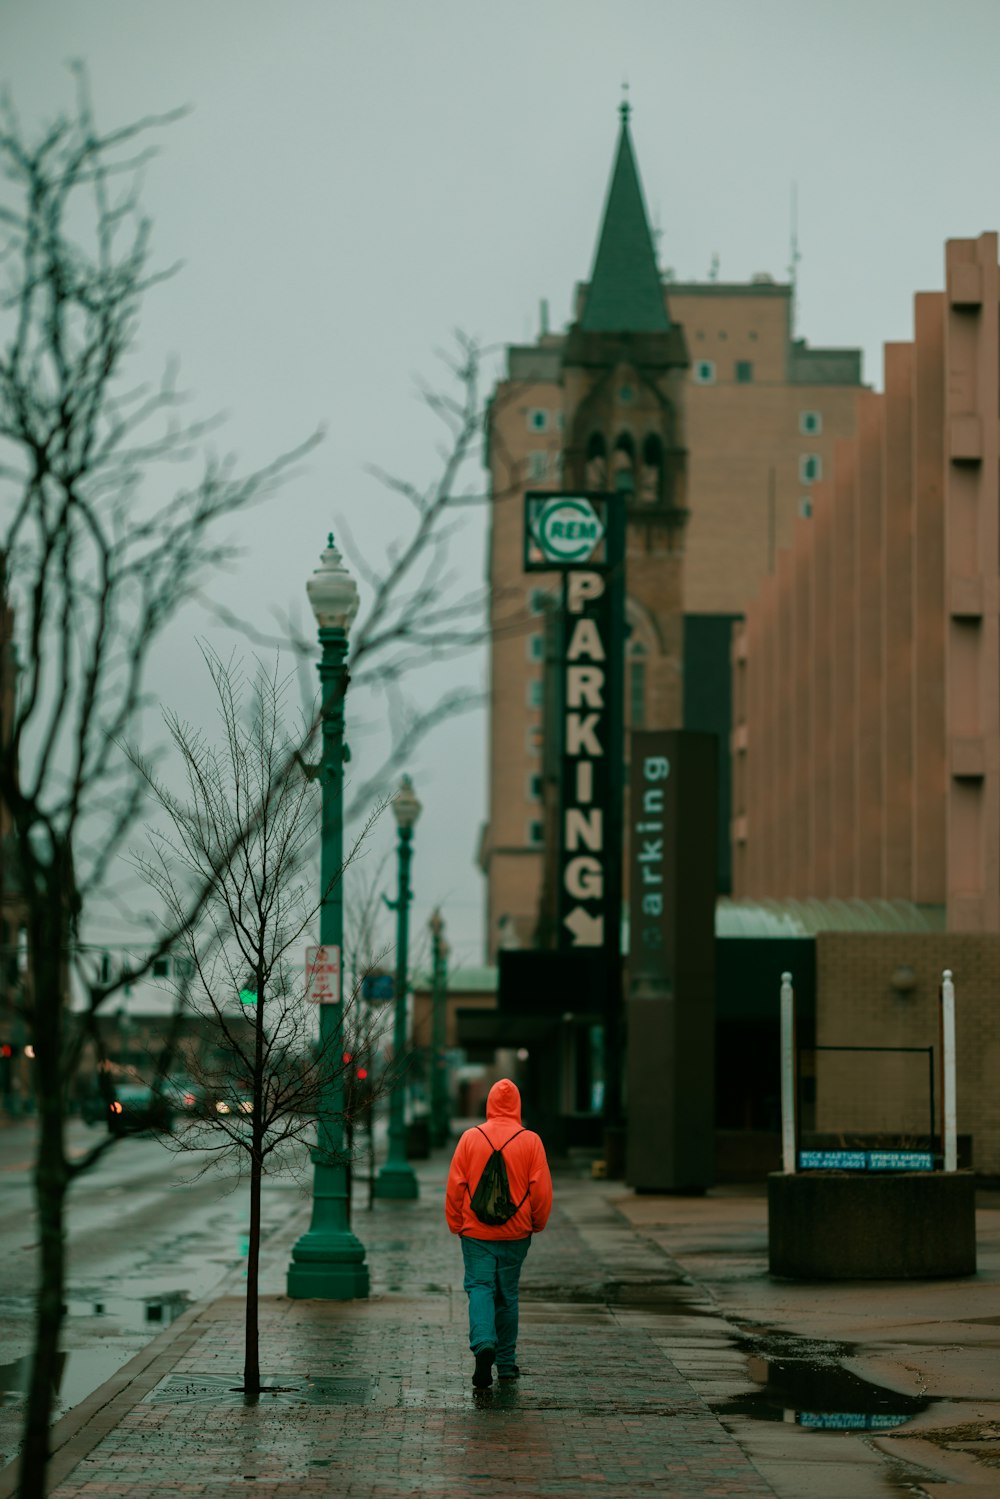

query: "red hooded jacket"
left=445, top=1079, right=552, bottom=1240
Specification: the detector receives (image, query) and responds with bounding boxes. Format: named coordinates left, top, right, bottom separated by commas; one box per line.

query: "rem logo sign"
left=523, top=492, right=610, bottom=574
left=559, top=572, right=615, bottom=949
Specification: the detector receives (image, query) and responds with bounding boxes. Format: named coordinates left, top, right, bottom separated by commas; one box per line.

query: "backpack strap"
left=474, top=1125, right=525, bottom=1153
left=501, top=1132, right=531, bottom=1213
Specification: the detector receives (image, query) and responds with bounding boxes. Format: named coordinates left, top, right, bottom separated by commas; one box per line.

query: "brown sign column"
left=627, top=730, right=716, bottom=1191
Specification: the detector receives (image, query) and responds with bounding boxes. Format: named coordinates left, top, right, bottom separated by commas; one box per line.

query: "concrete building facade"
left=734, top=233, right=1000, bottom=932
left=479, top=109, right=865, bottom=958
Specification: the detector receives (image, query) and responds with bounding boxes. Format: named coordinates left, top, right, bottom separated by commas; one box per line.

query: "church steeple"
left=580, top=101, right=669, bottom=333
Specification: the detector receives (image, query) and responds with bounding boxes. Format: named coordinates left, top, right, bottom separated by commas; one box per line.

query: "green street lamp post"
left=287, top=536, right=369, bottom=1299
left=374, top=776, right=421, bottom=1200
left=428, top=908, right=450, bottom=1149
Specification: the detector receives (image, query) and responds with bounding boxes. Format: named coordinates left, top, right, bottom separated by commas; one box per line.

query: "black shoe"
left=498, top=1366, right=520, bottom=1381
left=472, top=1347, right=495, bottom=1389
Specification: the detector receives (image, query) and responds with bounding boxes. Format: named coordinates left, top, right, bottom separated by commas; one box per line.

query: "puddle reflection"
left=716, top=1332, right=930, bottom=1432
left=63, top=1291, right=191, bottom=1330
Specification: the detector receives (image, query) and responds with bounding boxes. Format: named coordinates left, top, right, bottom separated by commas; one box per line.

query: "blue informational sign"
left=362, top=973, right=394, bottom=1002
left=798, top=1150, right=934, bottom=1172
left=799, top=1412, right=912, bottom=1430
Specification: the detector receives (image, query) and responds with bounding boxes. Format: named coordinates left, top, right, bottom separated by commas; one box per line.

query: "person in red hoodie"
left=445, top=1077, right=553, bottom=1389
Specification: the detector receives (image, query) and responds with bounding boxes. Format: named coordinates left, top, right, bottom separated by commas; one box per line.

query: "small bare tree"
left=0, top=80, right=315, bottom=1495
left=133, top=648, right=389, bottom=1393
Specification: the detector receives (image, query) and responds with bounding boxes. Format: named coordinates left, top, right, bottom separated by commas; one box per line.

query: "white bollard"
left=780, top=971, right=796, bottom=1174
left=942, top=969, right=957, bottom=1173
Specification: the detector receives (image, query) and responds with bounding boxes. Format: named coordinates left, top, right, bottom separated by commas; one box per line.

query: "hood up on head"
left=486, top=1078, right=522, bottom=1123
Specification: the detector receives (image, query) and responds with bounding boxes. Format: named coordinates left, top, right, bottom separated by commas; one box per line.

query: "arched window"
left=640, top=433, right=663, bottom=504
left=585, top=432, right=607, bottom=489
left=612, top=432, right=635, bottom=491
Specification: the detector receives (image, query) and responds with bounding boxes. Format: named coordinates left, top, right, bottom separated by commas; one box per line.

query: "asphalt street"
left=0, top=1115, right=311, bottom=1467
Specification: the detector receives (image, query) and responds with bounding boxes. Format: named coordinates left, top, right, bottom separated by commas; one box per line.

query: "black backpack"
left=469, top=1126, right=530, bottom=1226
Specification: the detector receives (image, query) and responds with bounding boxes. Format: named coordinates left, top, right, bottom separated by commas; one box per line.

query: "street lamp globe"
left=306, top=534, right=360, bottom=631
left=391, top=774, right=422, bottom=831
left=428, top=906, right=444, bottom=940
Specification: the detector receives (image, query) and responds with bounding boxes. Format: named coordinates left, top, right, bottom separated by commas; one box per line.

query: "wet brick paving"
left=47, top=1159, right=776, bottom=1498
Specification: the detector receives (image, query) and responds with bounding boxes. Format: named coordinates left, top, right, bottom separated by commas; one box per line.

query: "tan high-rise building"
left=734, top=232, right=1000, bottom=930
left=479, top=108, right=865, bottom=959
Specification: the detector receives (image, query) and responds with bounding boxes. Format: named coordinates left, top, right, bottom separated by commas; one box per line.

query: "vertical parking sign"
left=306, top=945, right=341, bottom=1003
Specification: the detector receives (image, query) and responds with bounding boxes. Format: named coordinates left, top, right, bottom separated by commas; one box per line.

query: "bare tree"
left=204, top=332, right=528, bottom=817
left=0, top=81, right=316, bottom=1495
left=133, top=648, right=388, bottom=1394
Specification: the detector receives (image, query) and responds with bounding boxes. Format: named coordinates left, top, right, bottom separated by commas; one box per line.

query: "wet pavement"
left=0, top=1118, right=308, bottom=1466
left=2, top=1145, right=999, bottom=1497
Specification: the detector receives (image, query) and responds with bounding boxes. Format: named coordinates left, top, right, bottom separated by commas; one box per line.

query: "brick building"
left=478, top=105, right=865, bottom=959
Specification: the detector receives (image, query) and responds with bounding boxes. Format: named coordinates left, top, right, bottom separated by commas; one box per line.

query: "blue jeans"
left=460, top=1236, right=531, bottom=1370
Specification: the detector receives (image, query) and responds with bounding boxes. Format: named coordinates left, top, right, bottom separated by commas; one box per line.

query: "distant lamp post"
left=429, top=908, right=450, bottom=1149
left=374, top=775, right=421, bottom=1200
left=287, top=535, right=369, bottom=1299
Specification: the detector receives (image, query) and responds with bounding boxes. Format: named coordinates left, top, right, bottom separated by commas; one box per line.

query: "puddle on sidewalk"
left=715, top=1331, right=931, bottom=1432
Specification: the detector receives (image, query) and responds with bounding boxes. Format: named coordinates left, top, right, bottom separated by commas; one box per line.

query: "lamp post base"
left=373, top=1162, right=419, bottom=1199
left=286, top=1231, right=370, bottom=1300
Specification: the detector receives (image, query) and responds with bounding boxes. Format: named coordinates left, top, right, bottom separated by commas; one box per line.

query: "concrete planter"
left=768, top=1170, right=977, bottom=1279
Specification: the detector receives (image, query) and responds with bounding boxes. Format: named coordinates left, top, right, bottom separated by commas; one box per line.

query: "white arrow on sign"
left=563, top=907, right=604, bottom=947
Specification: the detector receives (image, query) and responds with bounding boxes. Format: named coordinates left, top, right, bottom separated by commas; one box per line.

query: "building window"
left=618, top=384, right=634, bottom=404
left=527, top=773, right=543, bottom=801
left=99, top=952, right=113, bottom=985
left=528, top=820, right=544, bottom=847
left=800, top=410, right=822, bottom=435
left=527, top=679, right=544, bottom=709
left=799, top=496, right=813, bottom=518
left=527, top=451, right=548, bottom=481
left=528, top=588, right=553, bottom=615
left=527, top=725, right=542, bottom=755
left=528, top=409, right=548, bottom=432
left=152, top=955, right=170, bottom=979
left=693, top=360, right=716, bottom=385
left=527, top=633, right=544, bottom=662
left=735, top=360, right=753, bottom=383
left=800, top=453, right=822, bottom=484
left=629, top=658, right=646, bottom=728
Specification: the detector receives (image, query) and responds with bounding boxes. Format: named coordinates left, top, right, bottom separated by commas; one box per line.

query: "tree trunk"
left=242, top=981, right=266, bottom=1396
left=18, top=939, right=68, bottom=1499
left=243, top=1144, right=262, bottom=1395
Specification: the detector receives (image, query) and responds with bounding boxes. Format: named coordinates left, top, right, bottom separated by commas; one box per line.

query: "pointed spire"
left=581, top=101, right=669, bottom=334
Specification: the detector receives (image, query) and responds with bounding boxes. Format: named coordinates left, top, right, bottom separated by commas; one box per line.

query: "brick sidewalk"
left=22, top=1158, right=778, bottom=1498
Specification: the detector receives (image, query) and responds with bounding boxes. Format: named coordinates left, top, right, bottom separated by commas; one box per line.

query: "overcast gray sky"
left=6, top=0, right=1000, bottom=968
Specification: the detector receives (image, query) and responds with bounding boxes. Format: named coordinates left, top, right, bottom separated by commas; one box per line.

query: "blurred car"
left=161, top=1076, right=211, bottom=1117
left=107, top=1083, right=174, bottom=1135
left=214, top=1095, right=254, bottom=1122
